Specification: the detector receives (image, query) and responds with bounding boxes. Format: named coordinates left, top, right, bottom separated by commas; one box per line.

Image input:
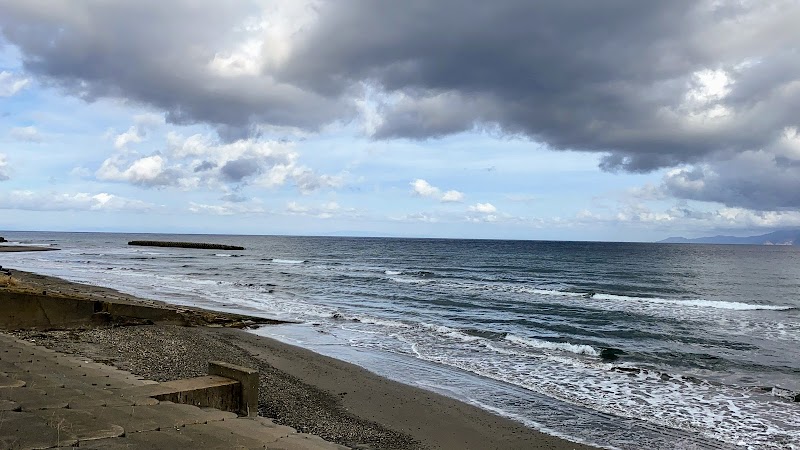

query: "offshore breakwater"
left=128, top=240, right=245, bottom=250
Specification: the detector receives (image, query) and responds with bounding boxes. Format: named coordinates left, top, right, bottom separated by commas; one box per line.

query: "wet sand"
left=3, top=269, right=599, bottom=450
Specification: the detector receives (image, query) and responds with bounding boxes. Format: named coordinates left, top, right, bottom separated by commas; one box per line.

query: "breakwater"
left=128, top=240, right=245, bottom=250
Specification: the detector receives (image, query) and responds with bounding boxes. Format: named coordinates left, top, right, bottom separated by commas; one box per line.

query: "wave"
left=593, top=294, right=795, bottom=311
left=505, top=334, right=599, bottom=356
left=389, top=277, right=432, bottom=284
left=420, top=323, right=484, bottom=342
left=271, top=258, right=306, bottom=264
left=530, top=288, right=795, bottom=311
left=384, top=270, right=403, bottom=275
left=331, top=313, right=412, bottom=329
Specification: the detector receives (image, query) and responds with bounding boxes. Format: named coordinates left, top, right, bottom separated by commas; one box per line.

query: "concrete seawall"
left=0, top=288, right=283, bottom=330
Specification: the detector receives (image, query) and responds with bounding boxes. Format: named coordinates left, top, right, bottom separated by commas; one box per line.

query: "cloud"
left=410, top=179, right=464, bottom=202
left=285, top=200, right=353, bottom=219
left=574, top=203, right=800, bottom=233
left=281, top=1, right=800, bottom=209
left=97, top=154, right=174, bottom=187
left=114, top=126, right=144, bottom=149
left=0, top=71, right=29, bottom=96
left=4, top=1, right=800, bottom=212
left=112, top=114, right=164, bottom=149
left=466, top=202, right=499, bottom=223
left=0, top=153, right=9, bottom=181
left=220, top=192, right=248, bottom=203
left=662, top=127, right=800, bottom=209
left=441, top=190, right=464, bottom=202
left=284, top=2, right=799, bottom=164
left=188, top=201, right=265, bottom=216
left=468, top=202, right=497, bottom=214
left=0, top=190, right=154, bottom=211
left=0, top=0, right=345, bottom=137
left=96, top=131, right=343, bottom=192
left=9, top=126, right=44, bottom=142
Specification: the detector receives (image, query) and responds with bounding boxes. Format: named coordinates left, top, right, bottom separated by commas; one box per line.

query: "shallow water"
left=2, top=232, right=798, bottom=449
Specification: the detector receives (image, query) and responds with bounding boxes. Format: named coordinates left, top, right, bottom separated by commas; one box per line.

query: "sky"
left=1, top=0, right=799, bottom=241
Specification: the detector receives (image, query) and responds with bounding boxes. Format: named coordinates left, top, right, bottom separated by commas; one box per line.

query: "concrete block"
left=209, top=360, right=259, bottom=416
left=151, top=375, right=243, bottom=414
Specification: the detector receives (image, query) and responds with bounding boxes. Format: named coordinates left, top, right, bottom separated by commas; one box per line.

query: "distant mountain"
left=658, top=230, right=800, bottom=245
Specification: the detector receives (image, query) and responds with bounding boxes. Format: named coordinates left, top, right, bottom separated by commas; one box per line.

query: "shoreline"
left=2, top=268, right=600, bottom=450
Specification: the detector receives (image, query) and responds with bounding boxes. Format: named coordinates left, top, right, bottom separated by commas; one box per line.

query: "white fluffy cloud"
left=410, top=179, right=464, bottom=203
left=9, top=126, right=44, bottom=142
left=114, top=126, right=145, bottom=149
left=468, top=202, right=497, bottom=214
left=0, top=71, right=29, bottom=97
left=97, top=154, right=172, bottom=186
left=96, top=131, right=343, bottom=193
left=0, top=153, right=10, bottom=181
left=0, top=190, right=154, bottom=212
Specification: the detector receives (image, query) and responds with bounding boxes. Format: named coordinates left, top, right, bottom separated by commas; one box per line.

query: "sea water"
left=2, top=232, right=798, bottom=449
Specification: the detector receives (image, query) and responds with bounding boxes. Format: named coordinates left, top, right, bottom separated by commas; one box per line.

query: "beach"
left=2, top=267, right=598, bottom=450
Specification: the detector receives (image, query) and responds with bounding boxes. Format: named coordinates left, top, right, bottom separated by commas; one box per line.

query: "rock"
left=611, top=366, right=643, bottom=375
left=599, top=347, right=626, bottom=361
left=0, top=236, right=6, bottom=242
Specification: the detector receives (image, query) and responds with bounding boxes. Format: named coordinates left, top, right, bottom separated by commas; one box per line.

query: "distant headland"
left=658, top=230, right=799, bottom=245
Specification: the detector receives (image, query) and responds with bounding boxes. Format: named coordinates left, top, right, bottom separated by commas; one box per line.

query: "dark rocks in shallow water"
left=599, top=347, right=626, bottom=361
left=612, top=366, right=642, bottom=374
left=128, top=240, right=245, bottom=250
left=772, top=386, right=800, bottom=402
left=0, top=236, right=6, bottom=243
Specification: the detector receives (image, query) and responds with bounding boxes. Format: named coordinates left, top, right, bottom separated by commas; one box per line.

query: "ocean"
left=1, top=231, right=798, bottom=449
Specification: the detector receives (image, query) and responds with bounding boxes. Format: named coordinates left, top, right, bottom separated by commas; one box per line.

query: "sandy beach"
left=2, top=268, right=598, bottom=450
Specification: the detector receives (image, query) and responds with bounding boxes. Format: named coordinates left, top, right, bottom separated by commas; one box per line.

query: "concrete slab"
left=1, top=386, right=74, bottom=411
left=0, top=410, right=79, bottom=448
left=30, top=408, right=125, bottom=442
left=94, top=402, right=237, bottom=433
left=81, top=429, right=237, bottom=450
left=0, top=399, right=20, bottom=411
left=0, top=377, right=25, bottom=388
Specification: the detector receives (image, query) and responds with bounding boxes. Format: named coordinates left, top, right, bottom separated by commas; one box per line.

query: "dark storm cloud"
left=663, top=151, right=800, bottom=210
left=282, top=1, right=800, bottom=170
left=220, top=158, right=261, bottom=183
left=0, top=0, right=347, bottom=137
left=2, top=1, right=800, bottom=208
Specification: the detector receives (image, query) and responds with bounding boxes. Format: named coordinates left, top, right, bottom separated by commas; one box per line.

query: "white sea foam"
left=356, top=317, right=413, bottom=329
left=272, top=258, right=306, bottom=264
left=389, top=276, right=430, bottom=284
left=214, top=253, right=232, bottom=257
left=384, top=270, right=403, bottom=275
left=592, top=294, right=794, bottom=311
left=420, top=323, right=483, bottom=342
left=528, top=288, right=794, bottom=311
left=505, top=334, right=599, bottom=356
